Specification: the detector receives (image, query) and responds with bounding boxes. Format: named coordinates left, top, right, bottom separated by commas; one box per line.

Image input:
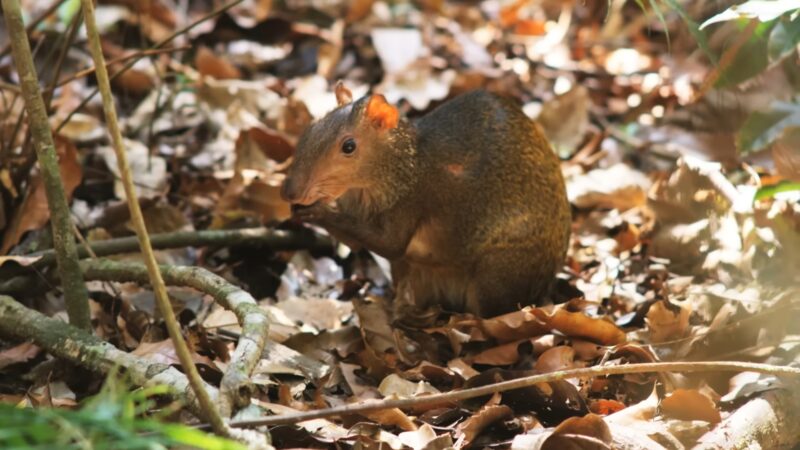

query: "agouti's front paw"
left=291, top=201, right=336, bottom=224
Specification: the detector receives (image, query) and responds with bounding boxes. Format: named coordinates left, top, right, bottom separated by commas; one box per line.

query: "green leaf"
left=737, top=101, right=800, bottom=154
left=755, top=181, right=800, bottom=200
left=161, top=425, right=249, bottom=450
left=701, top=0, right=800, bottom=29
left=768, top=13, right=800, bottom=62
left=0, top=376, right=246, bottom=450
left=715, top=19, right=775, bottom=88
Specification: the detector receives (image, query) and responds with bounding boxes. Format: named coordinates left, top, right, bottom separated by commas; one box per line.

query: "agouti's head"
left=282, top=82, right=414, bottom=207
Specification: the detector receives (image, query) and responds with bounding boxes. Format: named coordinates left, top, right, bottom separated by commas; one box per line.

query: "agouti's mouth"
left=291, top=193, right=334, bottom=207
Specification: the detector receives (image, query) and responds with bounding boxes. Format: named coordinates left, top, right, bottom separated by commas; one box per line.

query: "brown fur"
left=283, top=90, right=571, bottom=317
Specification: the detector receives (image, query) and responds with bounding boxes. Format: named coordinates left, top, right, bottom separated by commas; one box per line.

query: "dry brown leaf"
left=378, top=373, right=440, bottom=398
left=109, top=0, right=176, bottom=27
left=454, top=404, right=513, bottom=447
left=363, top=408, right=418, bottom=432
left=448, top=358, right=480, bottom=380
left=566, top=163, right=650, bottom=211
left=195, top=46, right=242, bottom=80
left=242, top=177, right=291, bottom=222
left=471, top=336, right=553, bottom=366
left=0, top=342, right=40, bottom=369
left=97, top=139, right=167, bottom=200
left=0, top=255, right=42, bottom=267
left=543, top=413, right=613, bottom=450
left=138, top=202, right=189, bottom=235
left=254, top=0, right=273, bottom=20
left=499, top=0, right=529, bottom=27
left=37, top=381, right=77, bottom=409
left=613, top=222, right=641, bottom=254
left=346, top=0, right=375, bottom=23
left=530, top=307, right=626, bottom=345
left=479, top=309, right=550, bottom=343
left=645, top=299, right=691, bottom=343
left=660, top=389, right=721, bottom=424
left=514, top=19, right=547, bottom=36
left=570, top=339, right=606, bottom=361
left=109, top=62, right=155, bottom=95
left=588, top=399, right=626, bottom=415
left=348, top=422, right=405, bottom=449
left=537, top=85, right=590, bottom=152
left=534, top=346, right=576, bottom=373
left=132, top=339, right=218, bottom=369
left=276, top=296, right=353, bottom=332
left=399, top=424, right=453, bottom=450
left=1, top=137, right=82, bottom=254
left=213, top=171, right=291, bottom=227
left=772, top=127, right=800, bottom=182
left=237, top=127, right=294, bottom=167
left=255, top=400, right=349, bottom=441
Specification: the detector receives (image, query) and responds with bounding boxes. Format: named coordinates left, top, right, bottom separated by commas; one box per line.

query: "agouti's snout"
left=281, top=175, right=304, bottom=204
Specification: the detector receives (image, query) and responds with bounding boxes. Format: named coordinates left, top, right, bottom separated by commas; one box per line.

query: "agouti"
left=281, top=83, right=571, bottom=318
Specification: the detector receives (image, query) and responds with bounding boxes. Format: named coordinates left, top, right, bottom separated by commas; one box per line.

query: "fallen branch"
left=0, top=295, right=219, bottom=416
left=226, top=361, right=800, bottom=429
left=694, top=384, right=800, bottom=449
left=28, top=227, right=332, bottom=269
left=81, top=259, right=270, bottom=417
left=0, top=227, right=331, bottom=294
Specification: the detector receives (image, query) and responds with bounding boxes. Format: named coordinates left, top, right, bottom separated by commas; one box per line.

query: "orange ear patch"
left=365, top=94, right=399, bottom=130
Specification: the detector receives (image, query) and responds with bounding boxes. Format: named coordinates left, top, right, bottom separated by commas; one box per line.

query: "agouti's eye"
left=341, top=138, right=357, bottom=155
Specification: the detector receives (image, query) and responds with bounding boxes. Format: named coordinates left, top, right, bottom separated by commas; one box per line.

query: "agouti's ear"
left=335, top=81, right=352, bottom=106
left=365, top=94, right=399, bottom=130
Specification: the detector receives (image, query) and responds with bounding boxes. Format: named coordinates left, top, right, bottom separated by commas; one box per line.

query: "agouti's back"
left=413, top=91, right=570, bottom=286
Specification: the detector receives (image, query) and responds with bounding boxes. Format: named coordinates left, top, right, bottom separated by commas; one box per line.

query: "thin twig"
left=0, top=0, right=69, bottom=59
left=52, top=46, right=191, bottom=90
left=44, top=9, right=84, bottom=111
left=56, top=0, right=244, bottom=133
left=225, top=361, right=800, bottom=429
left=2, top=0, right=91, bottom=330
left=79, top=0, right=229, bottom=436
left=29, top=227, right=332, bottom=268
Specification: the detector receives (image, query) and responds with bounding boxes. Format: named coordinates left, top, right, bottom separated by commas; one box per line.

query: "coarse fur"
left=282, top=90, right=571, bottom=317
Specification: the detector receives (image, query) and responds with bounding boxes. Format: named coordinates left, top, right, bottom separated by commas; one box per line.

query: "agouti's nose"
left=281, top=177, right=302, bottom=203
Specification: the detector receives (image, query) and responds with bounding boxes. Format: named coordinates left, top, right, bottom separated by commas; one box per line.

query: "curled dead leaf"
left=530, top=307, right=626, bottom=345
left=363, top=408, right=418, bottom=432
left=455, top=404, right=514, bottom=447
left=660, top=389, right=721, bottom=424
left=645, top=299, right=691, bottom=344
left=479, top=309, right=550, bottom=343
left=534, top=346, right=576, bottom=373
left=1, top=137, right=82, bottom=254
left=195, top=46, right=242, bottom=80
left=543, top=413, right=613, bottom=450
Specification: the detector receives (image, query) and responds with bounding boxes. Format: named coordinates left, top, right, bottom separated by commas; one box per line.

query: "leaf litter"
left=0, top=0, right=799, bottom=448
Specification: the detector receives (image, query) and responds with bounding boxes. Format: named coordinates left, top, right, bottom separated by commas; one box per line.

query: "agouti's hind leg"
left=465, top=249, right=553, bottom=317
